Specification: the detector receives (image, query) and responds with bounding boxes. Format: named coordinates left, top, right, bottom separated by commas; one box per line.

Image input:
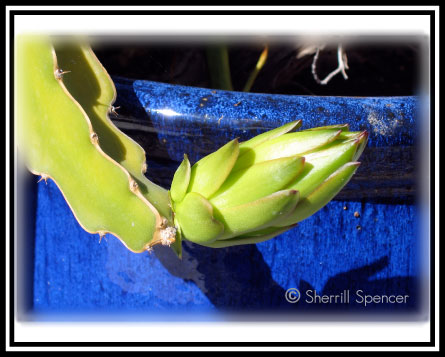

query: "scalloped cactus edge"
left=15, top=35, right=177, bottom=254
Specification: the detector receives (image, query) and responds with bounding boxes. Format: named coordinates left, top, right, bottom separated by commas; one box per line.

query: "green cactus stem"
left=52, top=40, right=178, bottom=253
left=15, top=35, right=174, bottom=253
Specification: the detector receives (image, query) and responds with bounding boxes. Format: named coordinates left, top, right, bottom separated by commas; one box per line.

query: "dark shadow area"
left=155, top=241, right=419, bottom=315
left=16, top=167, right=38, bottom=319
left=154, top=241, right=291, bottom=312
left=298, top=256, right=419, bottom=313
left=93, top=35, right=421, bottom=97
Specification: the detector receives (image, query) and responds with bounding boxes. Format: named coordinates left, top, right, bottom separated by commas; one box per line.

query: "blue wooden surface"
left=30, top=80, right=421, bottom=318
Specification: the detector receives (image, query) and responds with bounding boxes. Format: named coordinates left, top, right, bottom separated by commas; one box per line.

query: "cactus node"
left=129, top=180, right=139, bottom=192
left=37, top=174, right=49, bottom=184
left=54, top=68, right=70, bottom=80
left=98, top=231, right=107, bottom=243
left=160, top=226, right=177, bottom=246
left=90, top=132, right=99, bottom=144
left=109, top=106, right=120, bottom=116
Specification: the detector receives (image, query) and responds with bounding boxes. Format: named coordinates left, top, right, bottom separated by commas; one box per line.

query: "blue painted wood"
left=30, top=79, right=421, bottom=318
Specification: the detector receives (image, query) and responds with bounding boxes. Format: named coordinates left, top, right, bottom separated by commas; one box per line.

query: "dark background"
left=93, top=37, right=421, bottom=97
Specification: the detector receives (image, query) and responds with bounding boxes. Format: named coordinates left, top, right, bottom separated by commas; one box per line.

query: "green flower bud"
left=170, top=121, right=368, bottom=247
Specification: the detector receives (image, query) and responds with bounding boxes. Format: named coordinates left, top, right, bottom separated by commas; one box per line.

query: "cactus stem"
left=48, top=44, right=166, bottom=252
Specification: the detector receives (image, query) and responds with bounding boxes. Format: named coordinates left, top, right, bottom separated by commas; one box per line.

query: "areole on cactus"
left=15, top=34, right=368, bottom=256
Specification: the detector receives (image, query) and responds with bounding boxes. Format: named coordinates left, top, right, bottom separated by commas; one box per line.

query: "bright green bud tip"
left=170, top=121, right=367, bottom=248
left=239, top=119, right=302, bottom=151
left=233, top=129, right=341, bottom=171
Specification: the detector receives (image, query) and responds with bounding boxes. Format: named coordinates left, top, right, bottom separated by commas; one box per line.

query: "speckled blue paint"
left=114, top=77, right=419, bottom=163
left=30, top=80, right=422, bottom=318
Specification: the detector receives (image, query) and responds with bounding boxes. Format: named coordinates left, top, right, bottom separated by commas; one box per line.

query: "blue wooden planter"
left=23, top=79, right=423, bottom=319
